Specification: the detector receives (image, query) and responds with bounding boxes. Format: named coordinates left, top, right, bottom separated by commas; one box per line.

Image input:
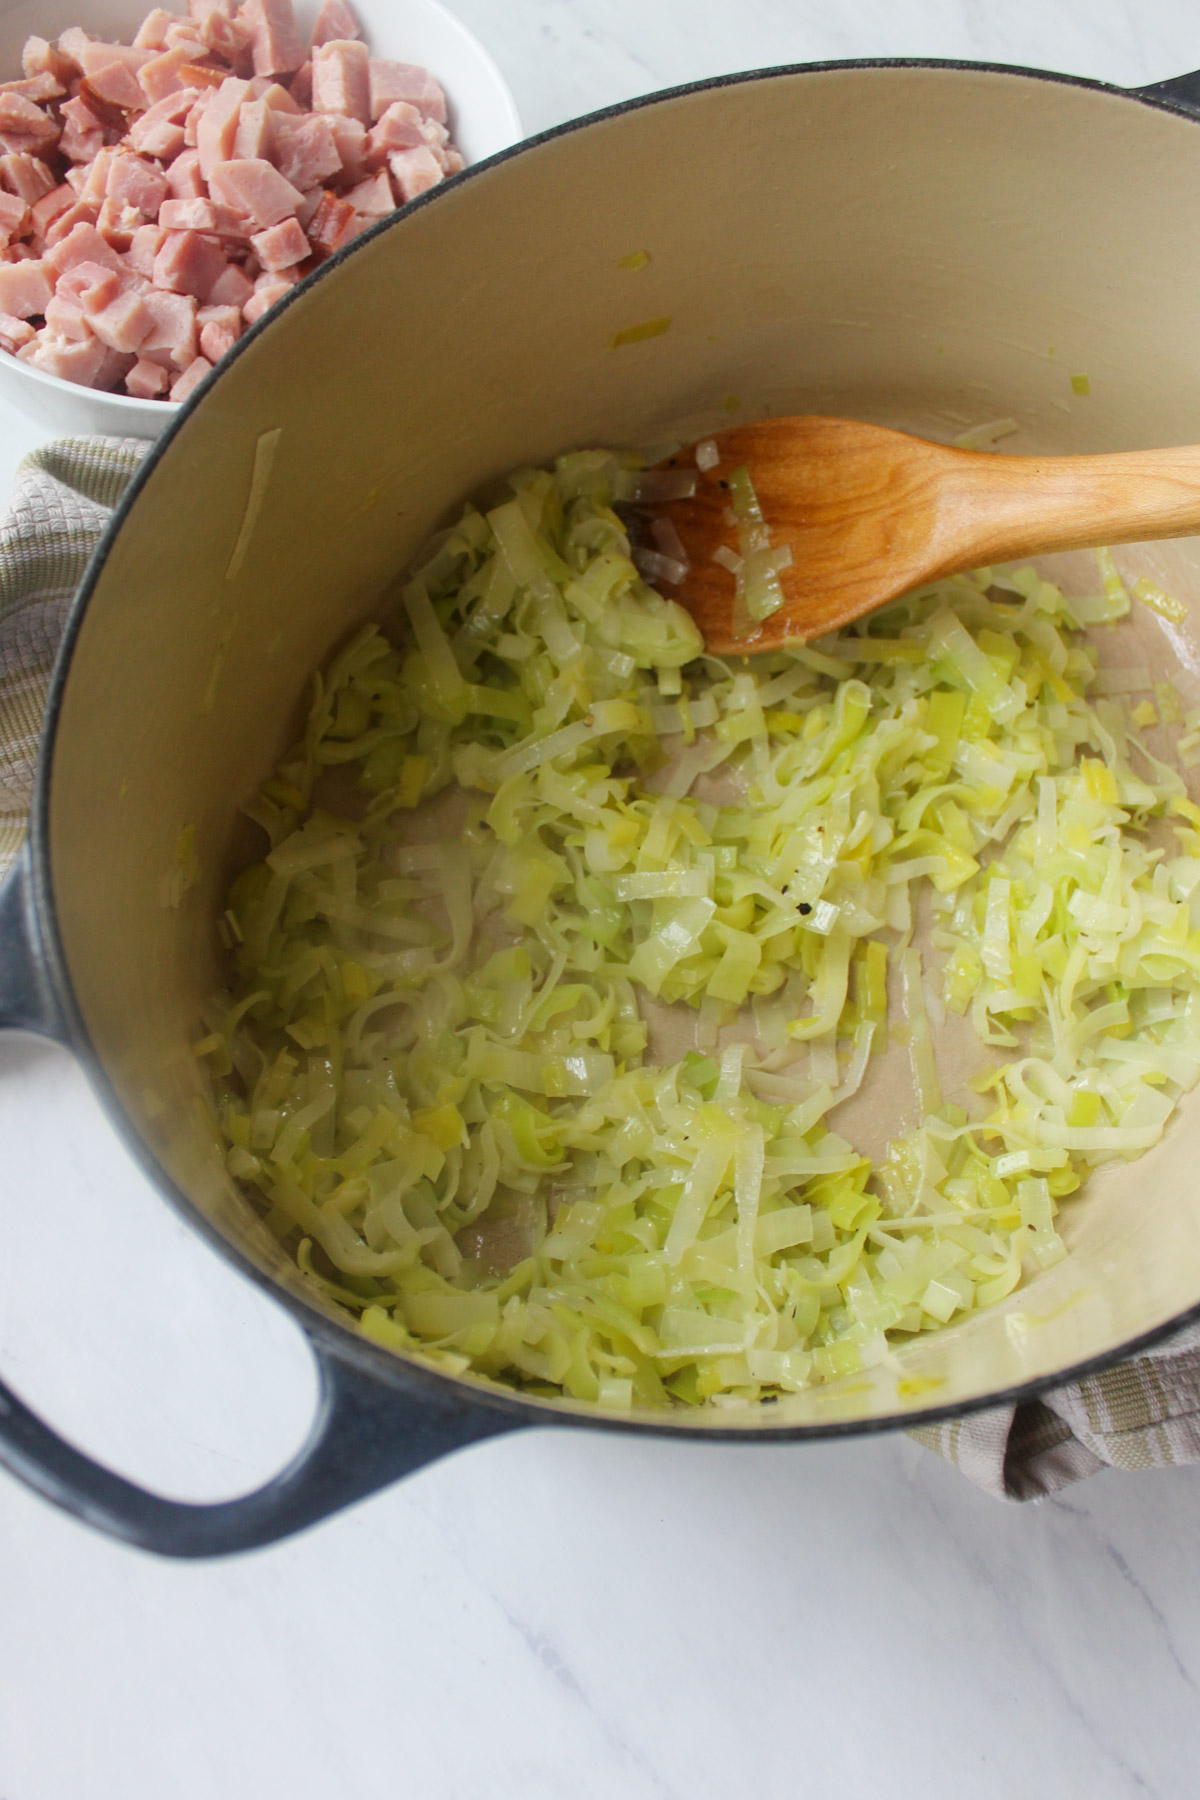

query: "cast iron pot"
left=6, top=57, right=1200, bottom=1559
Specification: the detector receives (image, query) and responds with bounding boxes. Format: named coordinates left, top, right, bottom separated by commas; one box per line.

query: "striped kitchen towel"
left=3, top=434, right=1200, bottom=1502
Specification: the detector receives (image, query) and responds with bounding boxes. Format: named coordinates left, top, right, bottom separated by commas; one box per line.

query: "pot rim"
left=30, top=54, right=1200, bottom=1444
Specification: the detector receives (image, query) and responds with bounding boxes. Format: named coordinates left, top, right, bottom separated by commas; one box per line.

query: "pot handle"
left=0, top=1334, right=519, bottom=1558
left=0, top=851, right=523, bottom=1555
left=1135, top=70, right=1200, bottom=114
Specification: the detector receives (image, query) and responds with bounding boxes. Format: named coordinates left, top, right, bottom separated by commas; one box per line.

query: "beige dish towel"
left=5, top=435, right=1200, bottom=1502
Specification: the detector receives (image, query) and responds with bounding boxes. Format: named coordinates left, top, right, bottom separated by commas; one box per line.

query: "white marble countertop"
left=3, top=4, right=1200, bottom=1797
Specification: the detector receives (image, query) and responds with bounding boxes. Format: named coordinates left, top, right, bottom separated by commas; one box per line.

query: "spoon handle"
left=929, top=444, right=1200, bottom=574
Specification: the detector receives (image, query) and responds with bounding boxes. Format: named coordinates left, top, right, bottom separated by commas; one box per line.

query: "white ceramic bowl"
left=0, top=0, right=521, bottom=437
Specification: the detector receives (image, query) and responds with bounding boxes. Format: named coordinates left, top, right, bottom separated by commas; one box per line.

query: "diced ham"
left=242, top=0, right=304, bottom=77
left=270, top=111, right=340, bottom=188
left=160, top=149, right=201, bottom=201
left=169, top=352, right=212, bottom=399
left=55, top=29, right=93, bottom=73
left=233, top=97, right=274, bottom=160
left=152, top=228, right=228, bottom=298
left=84, top=286, right=153, bottom=352
left=22, top=36, right=77, bottom=85
left=79, top=42, right=152, bottom=79
left=304, top=188, right=355, bottom=256
left=162, top=21, right=207, bottom=56
left=82, top=60, right=146, bottom=111
left=43, top=222, right=126, bottom=279
left=57, top=259, right=122, bottom=306
left=388, top=145, right=443, bottom=203
left=196, top=76, right=249, bottom=178
left=139, top=288, right=197, bottom=367
left=96, top=198, right=146, bottom=247
left=137, top=46, right=200, bottom=104
left=0, top=153, right=55, bottom=204
left=158, top=196, right=250, bottom=238
left=367, top=59, right=446, bottom=125
left=28, top=331, right=110, bottom=386
left=259, top=80, right=301, bottom=112
left=311, top=39, right=369, bottom=125
left=45, top=202, right=100, bottom=248
left=325, top=112, right=367, bottom=181
left=205, top=260, right=254, bottom=306
left=0, top=257, right=50, bottom=316
left=29, top=183, right=75, bottom=236
left=249, top=214, right=307, bottom=269
left=208, top=157, right=302, bottom=228
left=45, top=290, right=92, bottom=338
left=133, top=11, right=176, bottom=51
left=289, top=60, right=312, bottom=106
left=80, top=148, right=116, bottom=208
left=198, top=299, right=241, bottom=360
left=367, top=100, right=425, bottom=165
left=177, top=61, right=232, bottom=90
left=106, top=152, right=168, bottom=220
left=199, top=11, right=251, bottom=67
left=0, top=191, right=30, bottom=246
left=0, top=310, right=34, bottom=351
left=126, top=223, right=167, bottom=276
left=58, top=96, right=106, bottom=164
left=125, top=354, right=168, bottom=396
left=344, top=170, right=392, bottom=217
left=0, top=74, right=65, bottom=104
left=310, top=0, right=361, bottom=49
left=0, top=91, right=58, bottom=144
left=242, top=278, right=291, bottom=322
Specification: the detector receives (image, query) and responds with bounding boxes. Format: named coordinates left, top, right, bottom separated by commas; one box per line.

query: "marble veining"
left=2, top=4, right=1200, bottom=1797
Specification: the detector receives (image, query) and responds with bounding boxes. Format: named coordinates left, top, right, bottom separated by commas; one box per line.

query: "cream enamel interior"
left=44, top=64, right=1200, bottom=1429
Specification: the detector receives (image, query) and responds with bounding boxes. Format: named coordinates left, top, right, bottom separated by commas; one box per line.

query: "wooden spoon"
left=652, top=417, right=1200, bottom=652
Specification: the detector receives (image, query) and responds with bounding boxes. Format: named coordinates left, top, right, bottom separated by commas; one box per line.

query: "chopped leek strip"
left=207, top=445, right=1200, bottom=1415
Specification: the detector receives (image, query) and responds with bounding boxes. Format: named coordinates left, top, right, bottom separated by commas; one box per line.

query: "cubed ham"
left=29, top=183, right=75, bottom=236
left=289, top=60, right=312, bottom=106
left=43, top=221, right=126, bottom=279
left=56, top=29, right=93, bottom=72
left=367, top=59, right=446, bottom=125
left=45, top=291, right=92, bottom=338
left=28, top=331, right=110, bottom=386
left=304, top=188, right=355, bottom=256
left=128, top=84, right=200, bottom=140
left=57, top=259, right=122, bottom=307
left=310, top=0, right=361, bottom=48
left=259, top=80, right=302, bottom=112
left=344, top=169, right=392, bottom=217
left=312, top=39, right=369, bottom=125
left=45, top=202, right=100, bottom=248
left=388, top=145, right=443, bottom=203
left=198, top=300, right=241, bottom=360
left=177, top=61, right=232, bottom=90
left=96, top=198, right=146, bottom=247
left=169, top=352, right=212, bottom=399
left=208, top=157, right=302, bottom=228
left=270, top=111, right=340, bottom=188
left=233, top=97, right=274, bottom=160
left=0, top=91, right=58, bottom=144
left=158, top=196, right=250, bottom=238
left=82, top=59, right=146, bottom=111
left=162, top=21, right=207, bottom=56
left=0, top=191, right=29, bottom=246
left=139, top=288, right=197, bottom=367
left=164, top=147, right=205, bottom=199
left=249, top=213, right=307, bottom=269
left=106, top=152, right=168, bottom=220
left=0, top=154, right=56, bottom=204
left=367, top=100, right=426, bottom=163
left=22, top=36, right=77, bottom=85
left=59, top=96, right=106, bottom=163
left=199, top=11, right=251, bottom=66
left=205, top=260, right=254, bottom=306
left=126, top=222, right=167, bottom=276
left=196, top=77, right=249, bottom=178
left=137, top=46, right=200, bottom=104
left=133, top=11, right=176, bottom=51
left=0, top=73, right=65, bottom=103
left=242, top=0, right=304, bottom=77
left=125, top=354, right=168, bottom=396
left=85, top=286, right=153, bottom=352
left=79, top=42, right=152, bottom=79
left=80, top=149, right=116, bottom=208
left=153, top=228, right=228, bottom=298
left=0, top=310, right=34, bottom=352
left=242, top=278, right=291, bottom=322
left=325, top=112, right=367, bottom=181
